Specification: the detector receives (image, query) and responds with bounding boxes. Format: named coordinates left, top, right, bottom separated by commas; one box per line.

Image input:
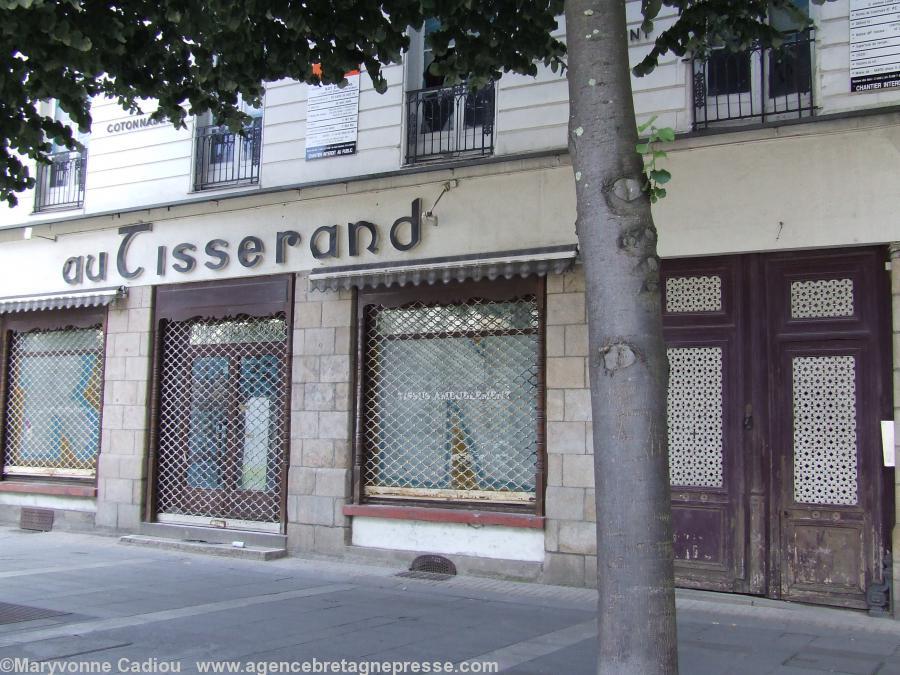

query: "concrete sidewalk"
left=0, top=527, right=898, bottom=674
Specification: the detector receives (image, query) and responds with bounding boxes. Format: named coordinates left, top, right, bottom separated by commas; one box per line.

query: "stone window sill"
left=343, top=504, right=544, bottom=529
left=0, top=481, right=96, bottom=498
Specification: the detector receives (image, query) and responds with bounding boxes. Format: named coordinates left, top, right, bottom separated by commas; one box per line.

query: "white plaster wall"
left=0, top=1, right=896, bottom=230
left=654, top=115, right=900, bottom=257
left=0, top=162, right=577, bottom=297
left=3, top=113, right=900, bottom=297
left=351, top=516, right=546, bottom=562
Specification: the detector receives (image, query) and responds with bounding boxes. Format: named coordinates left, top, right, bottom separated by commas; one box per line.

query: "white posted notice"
left=305, top=72, right=360, bottom=160
left=850, top=1, right=900, bottom=92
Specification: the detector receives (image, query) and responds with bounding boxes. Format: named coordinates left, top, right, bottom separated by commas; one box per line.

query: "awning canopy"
left=308, top=245, right=578, bottom=292
left=0, top=286, right=127, bottom=314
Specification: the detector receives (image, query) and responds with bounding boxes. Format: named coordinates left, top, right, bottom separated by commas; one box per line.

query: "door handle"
left=743, top=404, right=753, bottom=430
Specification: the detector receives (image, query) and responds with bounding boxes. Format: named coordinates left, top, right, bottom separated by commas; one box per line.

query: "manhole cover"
left=0, top=602, right=69, bottom=625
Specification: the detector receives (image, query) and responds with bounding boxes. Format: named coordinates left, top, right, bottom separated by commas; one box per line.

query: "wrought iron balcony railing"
left=405, top=82, right=495, bottom=164
left=692, top=31, right=815, bottom=130
left=194, top=117, right=262, bottom=190
left=34, top=151, right=86, bottom=212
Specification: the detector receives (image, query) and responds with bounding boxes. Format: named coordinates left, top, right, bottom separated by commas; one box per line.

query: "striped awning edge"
left=308, top=245, right=578, bottom=292
left=0, top=286, right=127, bottom=314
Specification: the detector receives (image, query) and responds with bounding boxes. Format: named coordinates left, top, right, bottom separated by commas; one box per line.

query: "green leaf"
left=656, top=127, right=675, bottom=142
left=650, top=169, right=671, bottom=184
left=635, top=142, right=650, bottom=154
left=636, top=114, right=658, bottom=133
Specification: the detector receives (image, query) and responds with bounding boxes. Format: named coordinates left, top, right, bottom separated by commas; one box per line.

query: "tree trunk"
left=563, top=1, right=678, bottom=673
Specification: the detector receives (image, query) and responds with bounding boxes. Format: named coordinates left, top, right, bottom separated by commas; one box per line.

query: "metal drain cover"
left=0, top=602, right=69, bottom=625
left=20, top=507, right=53, bottom=532
left=396, top=554, right=457, bottom=581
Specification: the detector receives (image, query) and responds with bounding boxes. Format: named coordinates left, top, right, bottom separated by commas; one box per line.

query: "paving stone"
left=0, top=526, right=899, bottom=675
left=783, top=648, right=882, bottom=674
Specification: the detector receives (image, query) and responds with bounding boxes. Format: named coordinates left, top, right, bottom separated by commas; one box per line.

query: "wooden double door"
left=662, top=248, right=892, bottom=609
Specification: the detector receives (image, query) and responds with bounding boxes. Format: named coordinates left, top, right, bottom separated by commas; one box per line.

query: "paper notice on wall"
left=305, top=72, right=360, bottom=160
left=882, top=420, right=895, bottom=467
left=850, top=1, right=900, bottom=92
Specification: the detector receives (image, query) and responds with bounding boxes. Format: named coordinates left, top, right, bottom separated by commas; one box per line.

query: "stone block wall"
left=95, top=286, right=153, bottom=531
left=286, top=273, right=355, bottom=554
left=541, top=266, right=597, bottom=587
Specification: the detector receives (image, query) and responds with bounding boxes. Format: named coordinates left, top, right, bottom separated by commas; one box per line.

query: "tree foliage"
left=0, top=0, right=832, bottom=207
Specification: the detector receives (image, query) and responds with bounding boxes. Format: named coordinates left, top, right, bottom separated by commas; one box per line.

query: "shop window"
left=2, top=326, right=104, bottom=479
left=357, top=279, right=543, bottom=509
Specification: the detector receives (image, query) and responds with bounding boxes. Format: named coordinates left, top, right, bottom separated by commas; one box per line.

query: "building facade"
left=0, top=1, right=898, bottom=615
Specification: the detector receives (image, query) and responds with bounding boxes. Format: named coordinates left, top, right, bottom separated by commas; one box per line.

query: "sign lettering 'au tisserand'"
left=61, top=199, right=424, bottom=285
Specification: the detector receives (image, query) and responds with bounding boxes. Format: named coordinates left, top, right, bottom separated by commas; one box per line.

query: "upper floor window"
left=194, top=98, right=263, bottom=191
left=34, top=101, right=89, bottom=212
left=404, top=20, right=495, bottom=164
left=692, top=0, right=814, bottom=129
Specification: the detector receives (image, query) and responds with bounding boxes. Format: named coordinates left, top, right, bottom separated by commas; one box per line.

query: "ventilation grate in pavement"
left=0, top=602, right=69, bottom=625
left=396, top=554, right=458, bottom=581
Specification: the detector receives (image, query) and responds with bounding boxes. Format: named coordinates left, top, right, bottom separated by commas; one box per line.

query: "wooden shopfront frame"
left=145, top=274, right=294, bottom=531
left=351, top=275, right=547, bottom=517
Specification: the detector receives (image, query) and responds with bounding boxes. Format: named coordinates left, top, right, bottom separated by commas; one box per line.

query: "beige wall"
left=286, top=274, right=355, bottom=555
left=95, top=286, right=153, bottom=531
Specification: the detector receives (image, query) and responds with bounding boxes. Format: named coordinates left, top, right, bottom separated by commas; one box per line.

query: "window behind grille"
left=2, top=327, right=104, bottom=478
left=359, top=282, right=543, bottom=508
left=154, top=315, right=288, bottom=523
left=151, top=275, right=293, bottom=527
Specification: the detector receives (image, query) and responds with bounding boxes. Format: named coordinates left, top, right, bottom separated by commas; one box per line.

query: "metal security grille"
left=155, top=315, right=288, bottom=524
left=362, top=297, right=539, bottom=505
left=3, top=327, right=104, bottom=478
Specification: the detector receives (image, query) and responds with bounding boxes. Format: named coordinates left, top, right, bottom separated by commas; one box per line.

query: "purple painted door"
left=765, top=249, right=890, bottom=609
left=662, top=247, right=891, bottom=607
left=662, top=256, right=753, bottom=593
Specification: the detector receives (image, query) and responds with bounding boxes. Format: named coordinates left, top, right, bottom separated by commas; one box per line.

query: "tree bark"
left=563, top=1, right=678, bottom=673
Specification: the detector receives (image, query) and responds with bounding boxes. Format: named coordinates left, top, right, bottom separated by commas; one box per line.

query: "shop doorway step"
left=119, top=522, right=287, bottom=561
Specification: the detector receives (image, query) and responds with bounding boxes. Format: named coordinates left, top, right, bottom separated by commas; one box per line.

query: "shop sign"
left=850, top=0, right=900, bottom=92
left=61, top=199, right=423, bottom=285
left=103, top=113, right=166, bottom=135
